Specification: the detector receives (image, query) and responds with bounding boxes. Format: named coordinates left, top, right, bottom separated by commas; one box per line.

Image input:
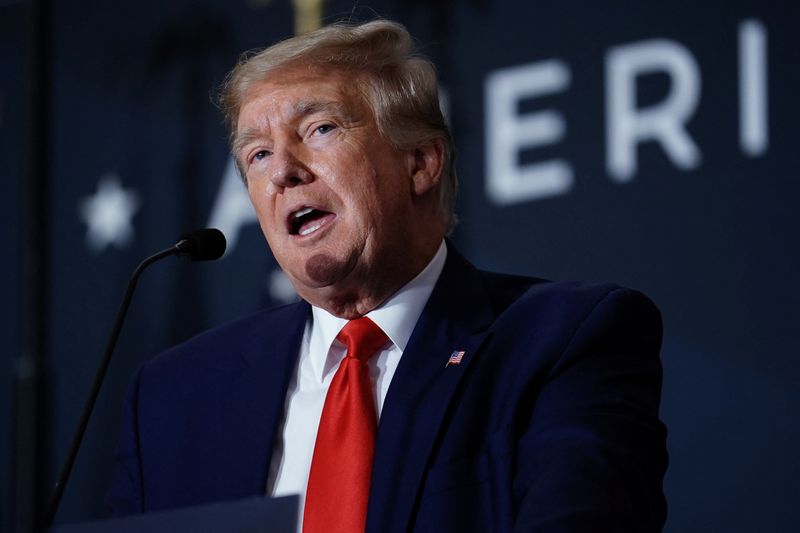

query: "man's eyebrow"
left=232, top=130, right=261, bottom=157
left=233, top=100, right=351, bottom=155
left=292, top=99, right=351, bottom=120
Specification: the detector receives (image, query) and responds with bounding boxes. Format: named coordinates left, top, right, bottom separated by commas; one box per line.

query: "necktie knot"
left=336, top=317, right=388, bottom=363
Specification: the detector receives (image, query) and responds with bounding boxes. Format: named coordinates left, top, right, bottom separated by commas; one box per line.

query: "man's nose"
left=269, top=144, right=313, bottom=191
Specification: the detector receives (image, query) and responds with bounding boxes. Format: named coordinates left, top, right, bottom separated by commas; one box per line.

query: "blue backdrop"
left=3, top=1, right=798, bottom=531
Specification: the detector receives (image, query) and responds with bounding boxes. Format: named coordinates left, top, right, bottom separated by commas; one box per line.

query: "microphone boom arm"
left=43, top=243, right=180, bottom=528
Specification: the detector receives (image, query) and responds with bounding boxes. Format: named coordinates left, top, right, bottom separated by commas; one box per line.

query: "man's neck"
left=304, top=237, right=446, bottom=319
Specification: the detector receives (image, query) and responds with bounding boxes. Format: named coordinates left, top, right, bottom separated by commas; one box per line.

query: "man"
left=108, top=20, right=668, bottom=532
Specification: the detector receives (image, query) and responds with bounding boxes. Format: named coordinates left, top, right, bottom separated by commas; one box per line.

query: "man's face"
left=235, top=66, right=435, bottom=315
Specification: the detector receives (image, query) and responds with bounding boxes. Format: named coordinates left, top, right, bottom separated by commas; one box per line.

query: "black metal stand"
left=43, top=245, right=181, bottom=529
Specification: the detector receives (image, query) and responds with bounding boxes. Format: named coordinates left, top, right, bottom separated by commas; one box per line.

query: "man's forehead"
left=239, top=69, right=361, bottom=120
left=244, top=65, right=357, bottom=106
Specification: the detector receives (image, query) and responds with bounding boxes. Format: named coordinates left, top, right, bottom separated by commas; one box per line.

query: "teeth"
left=293, top=207, right=314, bottom=219
left=299, top=222, right=323, bottom=236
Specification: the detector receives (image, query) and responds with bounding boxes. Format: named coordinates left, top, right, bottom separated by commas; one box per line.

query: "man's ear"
left=409, top=139, right=445, bottom=196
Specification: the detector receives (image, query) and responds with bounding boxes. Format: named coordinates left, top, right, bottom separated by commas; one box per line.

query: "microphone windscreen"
left=177, top=228, right=227, bottom=261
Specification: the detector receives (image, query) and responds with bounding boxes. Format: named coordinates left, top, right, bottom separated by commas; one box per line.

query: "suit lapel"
left=367, top=245, right=494, bottom=532
left=212, top=301, right=309, bottom=496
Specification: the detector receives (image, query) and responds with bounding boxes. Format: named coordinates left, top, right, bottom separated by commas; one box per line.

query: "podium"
left=50, top=495, right=299, bottom=533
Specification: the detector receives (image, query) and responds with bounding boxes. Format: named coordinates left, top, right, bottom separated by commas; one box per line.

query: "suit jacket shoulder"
left=369, top=246, right=666, bottom=532
left=142, top=301, right=309, bottom=376
left=107, top=301, right=309, bottom=514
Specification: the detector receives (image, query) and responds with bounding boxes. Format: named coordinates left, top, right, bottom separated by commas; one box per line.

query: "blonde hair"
left=217, top=19, right=458, bottom=233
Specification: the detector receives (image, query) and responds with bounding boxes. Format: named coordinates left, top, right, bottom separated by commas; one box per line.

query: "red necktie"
left=303, top=317, right=389, bottom=533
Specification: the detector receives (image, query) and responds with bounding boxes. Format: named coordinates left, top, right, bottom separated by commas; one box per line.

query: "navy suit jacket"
left=108, top=245, right=668, bottom=531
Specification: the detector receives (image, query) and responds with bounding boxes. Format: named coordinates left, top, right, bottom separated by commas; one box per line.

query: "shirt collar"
left=308, top=240, right=448, bottom=380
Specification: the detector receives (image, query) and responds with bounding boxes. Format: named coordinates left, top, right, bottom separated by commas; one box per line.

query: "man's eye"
left=316, top=124, right=335, bottom=135
left=253, top=150, right=271, bottom=161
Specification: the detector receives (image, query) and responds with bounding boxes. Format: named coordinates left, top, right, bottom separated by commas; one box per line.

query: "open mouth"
left=289, top=206, right=335, bottom=237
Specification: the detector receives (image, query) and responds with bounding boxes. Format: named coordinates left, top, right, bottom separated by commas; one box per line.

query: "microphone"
left=43, top=229, right=227, bottom=528
left=175, top=228, right=226, bottom=261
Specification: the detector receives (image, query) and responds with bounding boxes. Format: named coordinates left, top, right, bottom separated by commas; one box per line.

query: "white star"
left=80, top=173, right=140, bottom=253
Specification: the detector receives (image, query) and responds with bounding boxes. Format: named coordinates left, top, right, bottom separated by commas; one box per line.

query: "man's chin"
left=282, top=253, right=361, bottom=310
left=303, top=252, right=357, bottom=285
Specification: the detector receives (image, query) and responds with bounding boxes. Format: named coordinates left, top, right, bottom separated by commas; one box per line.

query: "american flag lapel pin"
left=446, top=350, right=465, bottom=367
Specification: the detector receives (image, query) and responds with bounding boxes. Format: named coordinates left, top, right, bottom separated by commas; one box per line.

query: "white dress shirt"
left=267, top=241, right=447, bottom=510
